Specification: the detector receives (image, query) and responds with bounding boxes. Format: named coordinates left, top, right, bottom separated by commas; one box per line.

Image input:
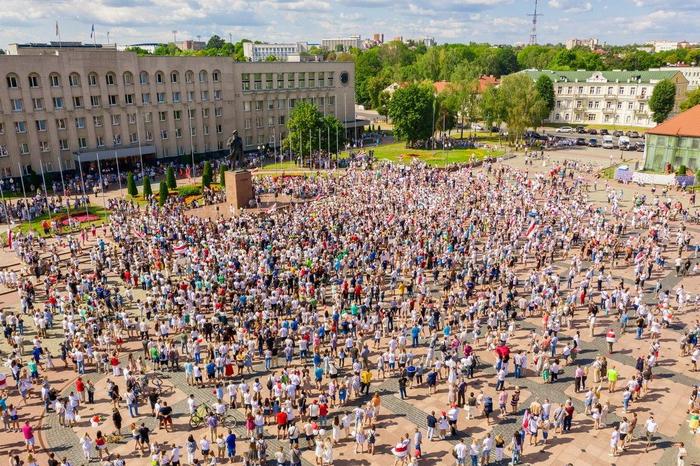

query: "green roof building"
left=518, top=69, right=688, bottom=128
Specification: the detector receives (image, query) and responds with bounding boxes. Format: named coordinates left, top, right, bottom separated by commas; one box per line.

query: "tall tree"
left=387, top=83, right=435, bottom=145
left=498, top=74, right=547, bottom=141
left=206, top=34, right=225, bottom=49
left=649, top=79, right=677, bottom=123
left=158, top=181, right=169, bottom=206
left=126, top=172, right=138, bottom=197
left=680, top=88, right=700, bottom=112
left=480, top=86, right=506, bottom=131
left=283, top=102, right=345, bottom=158
left=166, top=167, right=177, bottom=190
left=535, top=75, right=555, bottom=122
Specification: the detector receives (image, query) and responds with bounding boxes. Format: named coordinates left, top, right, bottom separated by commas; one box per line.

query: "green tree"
left=498, top=74, right=547, bottom=141
left=680, top=88, right=700, bottom=111
left=283, top=101, right=323, bottom=157
left=649, top=79, right=677, bottom=123
left=387, top=82, right=435, bottom=145
left=202, top=161, right=213, bottom=188
left=166, top=167, right=177, bottom=190
left=154, top=43, right=182, bottom=56
left=264, top=55, right=278, bottom=62
left=377, top=91, right=391, bottom=121
left=443, top=80, right=479, bottom=138
left=219, top=164, right=227, bottom=186
left=125, top=46, right=152, bottom=55
left=354, top=48, right=382, bottom=105
left=158, top=181, right=169, bottom=206
left=206, top=34, right=225, bottom=50
left=142, top=175, right=152, bottom=197
left=480, top=86, right=506, bottom=131
left=126, top=172, right=138, bottom=197
left=535, top=74, right=555, bottom=121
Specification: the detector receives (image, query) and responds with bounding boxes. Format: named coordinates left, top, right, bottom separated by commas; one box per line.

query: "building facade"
left=0, top=44, right=355, bottom=177
left=321, top=36, right=362, bottom=52
left=643, top=104, right=700, bottom=171
left=242, top=42, right=308, bottom=62
left=520, top=69, right=688, bottom=128
left=653, top=66, right=700, bottom=90
left=565, top=38, right=599, bottom=50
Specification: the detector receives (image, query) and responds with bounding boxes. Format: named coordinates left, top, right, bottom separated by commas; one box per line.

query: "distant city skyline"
left=0, top=0, right=698, bottom=50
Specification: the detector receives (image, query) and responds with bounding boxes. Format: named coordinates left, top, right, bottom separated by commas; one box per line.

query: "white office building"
left=243, top=42, right=308, bottom=62
left=321, top=36, right=362, bottom=52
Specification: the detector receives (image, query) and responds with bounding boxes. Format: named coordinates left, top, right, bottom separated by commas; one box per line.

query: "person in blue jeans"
left=411, top=325, right=420, bottom=348
left=225, top=429, right=236, bottom=459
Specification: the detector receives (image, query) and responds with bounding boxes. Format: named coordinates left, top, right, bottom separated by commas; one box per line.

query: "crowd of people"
left=0, top=157, right=696, bottom=466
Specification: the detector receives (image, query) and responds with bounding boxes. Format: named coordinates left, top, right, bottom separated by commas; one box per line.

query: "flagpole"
left=114, top=150, right=123, bottom=196
left=39, top=160, right=52, bottom=221
left=273, top=128, right=277, bottom=164
left=76, top=153, right=90, bottom=217
left=17, top=163, right=29, bottom=221
left=56, top=21, right=62, bottom=48
left=57, top=155, right=70, bottom=221
left=0, top=180, right=7, bottom=231
left=187, top=104, right=195, bottom=179
left=96, top=152, right=106, bottom=208
left=299, top=128, right=302, bottom=166
left=135, top=108, right=144, bottom=178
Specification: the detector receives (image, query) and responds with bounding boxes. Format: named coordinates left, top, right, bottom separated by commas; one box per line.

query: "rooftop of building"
left=519, top=68, right=684, bottom=84
left=646, top=105, right=700, bottom=138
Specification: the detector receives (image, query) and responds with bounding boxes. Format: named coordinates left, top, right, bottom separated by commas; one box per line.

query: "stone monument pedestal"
left=225, top=170, right=254, bottom=209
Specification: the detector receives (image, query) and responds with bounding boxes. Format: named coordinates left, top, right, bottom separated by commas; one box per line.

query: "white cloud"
left=548, top=0, right=591, bottom=13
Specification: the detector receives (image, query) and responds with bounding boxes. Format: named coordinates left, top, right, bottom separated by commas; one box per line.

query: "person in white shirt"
left=644, top=415, right=657, bottom=452
left=453, top=439, right=468, bottom=465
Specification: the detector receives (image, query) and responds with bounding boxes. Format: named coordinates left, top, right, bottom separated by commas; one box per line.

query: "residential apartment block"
left=0, top=43, right=355, bottom=177
left=520, top=69, right=688, bottom=128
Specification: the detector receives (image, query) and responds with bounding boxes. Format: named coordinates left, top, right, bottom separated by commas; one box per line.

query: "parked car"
left=576, top=126, right=586, bottom=133
left=612, top=130, right=623, bottom=137
left=588, top=138, right=599, bottom=147
left=525, top=130, right=547, bottom=140
left=556, top=126, right=573, bottom=133
left=491, top=126, right=500, bottom=133
left=587, top=128, right=598, bottom=135
left=600, top=128, right=609, bottom=135
left=575, top=137, right=587, bottom=146
left=471, top=123, right=485, bottom=131
left=636, top=142, right=645, bottom=152
left=602, top=135, right=614, bottom=149
left=627, top=130, right=640, bottom=138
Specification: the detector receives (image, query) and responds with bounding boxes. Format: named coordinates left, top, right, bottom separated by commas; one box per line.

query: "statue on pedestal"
left=227, top=130, right=244, bottom=170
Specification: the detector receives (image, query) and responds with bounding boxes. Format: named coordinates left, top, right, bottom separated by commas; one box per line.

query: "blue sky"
left=0, top=0, right=697, bottom=50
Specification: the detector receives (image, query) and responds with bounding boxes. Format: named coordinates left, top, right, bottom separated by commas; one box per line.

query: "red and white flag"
left=525, top=221, right=538, bottom=239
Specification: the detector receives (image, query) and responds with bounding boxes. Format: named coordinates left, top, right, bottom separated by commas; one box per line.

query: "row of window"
left=4, top=107, right=224, bottom=135
left=241, top=72, right=334, bottom=91
left=3, top=89, right=224, bottom=113
left=555, top=100, right=647, bottom=111
left=555, top=85, right=649, bottom=96
left=553, top=112, right=649, bottom=124
left=242, top=96, right=336, bottom=112
left=5, top=70, right=221, bottom=90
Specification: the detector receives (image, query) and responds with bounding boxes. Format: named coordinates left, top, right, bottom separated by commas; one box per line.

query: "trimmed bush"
left=202, top=161, right=213, bottom=188
left=166, top=167, right=177, bottom=190
left=142, top=175, right=152, bottom=197
left=126, top=172, right=138, bottom=197
left=219, top=164, right=227, bottom=186
left=178, top=185, right=202, bottom=197
left=159, top=181, right=169, bottom=206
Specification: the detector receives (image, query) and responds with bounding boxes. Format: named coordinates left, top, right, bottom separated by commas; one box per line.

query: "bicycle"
left=189, top=404, right=210, bottom=429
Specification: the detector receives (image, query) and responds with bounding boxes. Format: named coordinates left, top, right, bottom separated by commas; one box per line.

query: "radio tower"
left=528, top=0, right=543, bottom=45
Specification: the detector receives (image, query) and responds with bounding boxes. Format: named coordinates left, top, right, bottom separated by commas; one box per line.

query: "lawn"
left=14, top=204, right=111, bottom=237
left=360, top=142, right=505, bottom=166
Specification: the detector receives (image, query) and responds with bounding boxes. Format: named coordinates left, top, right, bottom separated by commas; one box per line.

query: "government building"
left=0, top=42, right=357, bottom=177
left=520, top=69, right=688, bottom=128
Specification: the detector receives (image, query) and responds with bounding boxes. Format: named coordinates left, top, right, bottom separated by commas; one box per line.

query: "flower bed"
left=57, top=212, right=100, bottom=226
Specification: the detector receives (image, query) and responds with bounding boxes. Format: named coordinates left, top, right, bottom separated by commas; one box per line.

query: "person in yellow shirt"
left=607, top=366, right=619, bottom=393
left=360, top=369, right=372, bottom=395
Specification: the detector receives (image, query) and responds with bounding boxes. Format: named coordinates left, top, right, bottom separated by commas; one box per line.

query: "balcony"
left=636, top=94, right=648, bottom=100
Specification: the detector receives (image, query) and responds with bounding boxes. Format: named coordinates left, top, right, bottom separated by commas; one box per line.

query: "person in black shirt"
left=47, top=452, right=60, bottom=466
left=398, top=375, right=408, bottom=399
left=138, top=423, right=151, bottom=447
left=426, top=411, right=437, bottom=441
left=158, top=401, right=173, bottom=431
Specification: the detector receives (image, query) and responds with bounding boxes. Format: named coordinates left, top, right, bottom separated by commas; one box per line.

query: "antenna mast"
left=528, top=0, right=543, bottom=45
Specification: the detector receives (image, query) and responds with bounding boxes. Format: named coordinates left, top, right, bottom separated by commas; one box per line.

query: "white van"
left=618, top=135, right=630, bottom=149
left=602, top=135, right=614, bottom=149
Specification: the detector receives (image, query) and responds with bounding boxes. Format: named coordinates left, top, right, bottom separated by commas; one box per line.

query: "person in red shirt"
left=276, top=410, right=288, bottom=440
left=75, top=377, right=86, bottom=403
left=319, top=402, right=329, bottom=426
